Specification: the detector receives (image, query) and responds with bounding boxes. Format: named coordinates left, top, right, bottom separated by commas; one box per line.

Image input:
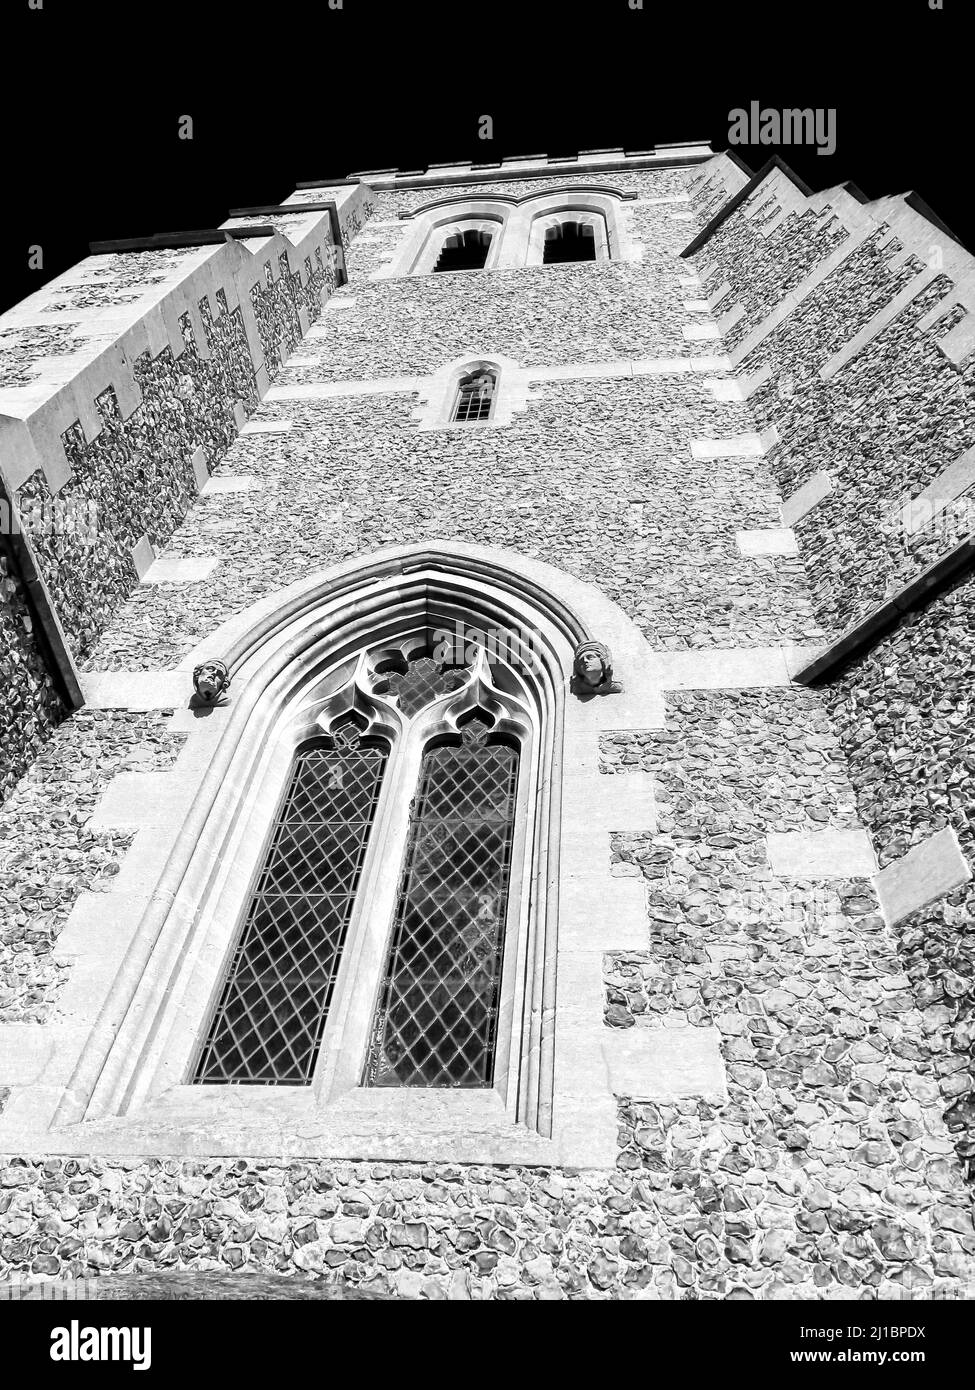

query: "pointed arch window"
left=74, top=555, right=600, bottom=1155
left=452, top=367, right=497, bottom=423
left=542, top=219, right=597, bottom=263
left=434, top=226, right=493, bottom=272
left=194, top=724, right=388, bottom=1084
left=191, top=640, right=532, bottom=1096
left=365, top=717, right=518, bottom=1088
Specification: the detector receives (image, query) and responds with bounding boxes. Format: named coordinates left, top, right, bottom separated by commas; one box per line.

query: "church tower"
left=0, top=144, right=973, bottom=1299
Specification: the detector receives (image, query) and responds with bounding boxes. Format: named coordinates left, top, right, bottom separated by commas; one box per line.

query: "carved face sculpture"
left=572, top=640, right=613, bottom=689
left=192, top=660, right=230, bottom=704
left=579, top=651, right=606, bottom=686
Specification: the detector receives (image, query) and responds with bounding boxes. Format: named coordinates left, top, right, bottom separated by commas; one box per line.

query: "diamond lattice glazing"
left=366, top=719, right=518, bottom=1088
left=195, top=731, right=387, bottom=1084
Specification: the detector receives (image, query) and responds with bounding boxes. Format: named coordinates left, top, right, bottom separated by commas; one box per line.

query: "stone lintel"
left=682, top=322, right=722, bottom=342
left=79, top=671, right=189, bottom=710
left=716, top=303, right=747, bottom=335
left=690, top=429, right=777, bottom=460
left=901, top=445, right=975, bottom=535
left=240, top=420, right=294, bottom=435
left=653, top=645, right=820, bottom=690
left=737, top=363, right=774, bottom=400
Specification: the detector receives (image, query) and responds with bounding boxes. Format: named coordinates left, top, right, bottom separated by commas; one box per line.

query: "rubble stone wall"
left=686, top=161, right=975, bottom=1196
left=0, top=199, right=359, bottom=804
left=1, top=159, right=974, bottom=1300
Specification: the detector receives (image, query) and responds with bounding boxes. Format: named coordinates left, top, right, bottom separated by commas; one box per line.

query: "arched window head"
left=434, top=226, right=493, bottom=273
left=542, top=219, right=597, bottom=264
left=525, top=205, right=613, bottom=267
left=452, top=367, right=497, bottom=423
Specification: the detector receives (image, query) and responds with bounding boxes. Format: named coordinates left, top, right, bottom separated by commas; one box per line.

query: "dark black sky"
left=2, top=0, right=971, bottom=313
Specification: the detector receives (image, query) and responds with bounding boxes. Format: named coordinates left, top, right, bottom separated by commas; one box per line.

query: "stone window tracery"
left=193, top=640, right=530, bottom=1095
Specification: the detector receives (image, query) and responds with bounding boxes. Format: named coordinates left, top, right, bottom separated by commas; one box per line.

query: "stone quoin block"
left=874, top=827, right=973, bottom=926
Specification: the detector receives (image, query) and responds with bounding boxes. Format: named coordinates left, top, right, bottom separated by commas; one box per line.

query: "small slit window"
left=365, top=717, right=519, bottom=1088
left=194, top=725, right=387, bottom=1085
left=452, top=368, right=496, bottom=423
left=542, top=219, right=597, bottom=264
left=434, top=228, right=493, bottom=273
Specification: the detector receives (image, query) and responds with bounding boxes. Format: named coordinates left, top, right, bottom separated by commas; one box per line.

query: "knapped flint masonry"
left=0, top=143, right=973, bottom=1299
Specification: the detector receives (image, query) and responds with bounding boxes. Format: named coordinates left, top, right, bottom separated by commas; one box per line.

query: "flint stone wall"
left=0, top=185, right=372, bottom=804
left=0, top=159, right=973, bottom=1299
left=685, top=159, right=975, bottom=1184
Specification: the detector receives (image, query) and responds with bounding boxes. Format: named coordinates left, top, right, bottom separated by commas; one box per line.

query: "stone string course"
left=0, top=1133, right=971, bottom=1299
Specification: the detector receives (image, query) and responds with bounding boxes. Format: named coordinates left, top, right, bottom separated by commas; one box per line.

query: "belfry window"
left=434, top=227, right=492, bottom=272
left=194, top=724, right=387, bottom=1084
left=542, top=219, right=597, bottom=264
left=365, top=718, right=518, bottom=1088
left=452, top=368, right=496, bottom=423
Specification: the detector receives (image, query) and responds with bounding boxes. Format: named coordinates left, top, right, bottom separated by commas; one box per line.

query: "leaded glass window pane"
left=365, top=719, right=518, bottom=1088
left=453, top=370, right=495, bottom=423
left=194, top=727, right=387, bottom=1085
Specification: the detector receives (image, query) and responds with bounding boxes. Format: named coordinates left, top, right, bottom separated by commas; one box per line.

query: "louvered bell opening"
left=542, top=220, right=597, bottom=264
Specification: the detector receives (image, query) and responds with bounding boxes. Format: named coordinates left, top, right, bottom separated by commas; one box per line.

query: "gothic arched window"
left=542, top=219, right=597, bottom=264
left=190, top=641, right=529, bottom=1095
left=433, top=226, right=493, bottom=272
left=365, top=718, right=518, bottom=1087
left=194, top=725, right=388, bottom=1084
left=68, top=550, right=616, bottom=1159
left=452, top=367, right=497, bottom=423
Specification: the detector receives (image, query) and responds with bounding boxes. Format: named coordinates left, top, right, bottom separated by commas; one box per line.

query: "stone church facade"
left=0, top=143, right=973, bottom=1299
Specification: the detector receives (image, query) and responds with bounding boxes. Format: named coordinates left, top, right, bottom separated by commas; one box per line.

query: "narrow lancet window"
left=452, top=368, right=496, bottom=423
left=194, top=725, right=387, bottom=1084
left=365, top=717, right=518, bottom=1088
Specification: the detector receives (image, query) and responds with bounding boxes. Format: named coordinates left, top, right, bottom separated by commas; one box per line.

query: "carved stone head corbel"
left=571, top=640, right=622, bottom=698
left=192, top=659, right=231, bottom=705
